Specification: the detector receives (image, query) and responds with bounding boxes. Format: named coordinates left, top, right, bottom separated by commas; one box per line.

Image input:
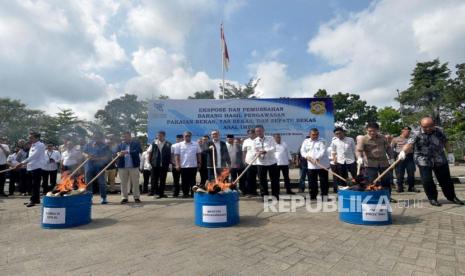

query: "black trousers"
left=307, top=169, right=329, bottom=199
left=172, top=169, right=181, bottom=196
left=9, top=170, right=19, bottom=194
left=246, top=165, right=258, bottom=195
left=151, top=167, right=168, bottom=196
left=335, top=162, right=357, bottom=186
left=142, top=169, right=151, bottom=193
left=258, top=164, right=280, bottom=199
left=29, top=169, right=42, bottom=203
left=0, top=164, right=6, bottom=194
left=418, top=164, right=456, bottom=201
left=181, top=168, right=197, bottom=196
left=395, top=159, right=416, bottom=191
left=277, top=165, right=292, bottom=192
left=18, top=169, right=29, bottom=194
left=42, top=170, right=57, bottom=194
left=199, top=167, right=208, bottom=186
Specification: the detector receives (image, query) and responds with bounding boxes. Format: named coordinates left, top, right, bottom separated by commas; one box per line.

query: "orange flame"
left=54, top=172, right=87, bottom=193
left=205, top=168, right=236, bottom=193
left=365, top=184, right=383, bottom=191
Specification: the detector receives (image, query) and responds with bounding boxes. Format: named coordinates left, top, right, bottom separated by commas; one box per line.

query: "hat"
left=226, top=134, right=234, bottom=138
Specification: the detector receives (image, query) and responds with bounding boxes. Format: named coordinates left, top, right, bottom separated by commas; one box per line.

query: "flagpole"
left=221, top=23, right=225, bottom=100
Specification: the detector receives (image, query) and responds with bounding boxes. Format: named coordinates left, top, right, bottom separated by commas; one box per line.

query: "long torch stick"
left=314, top=160, right=348, bottom=183
left=372, top=159, right=401, bottom=184
left=232, top=154, right=260, bottom=186
left=209, top=146, right=218, bottom=181
left=68, top=158, right=90, bottom=178
left=0, top=167, right=14, bottom=174
left=86, top=155, right=120, bottom=187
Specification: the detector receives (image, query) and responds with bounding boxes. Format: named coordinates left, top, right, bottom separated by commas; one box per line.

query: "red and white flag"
left=221, top=23, right=229, bottom=71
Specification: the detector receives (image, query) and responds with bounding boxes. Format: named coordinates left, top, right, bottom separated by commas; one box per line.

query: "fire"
left=204, top=168, right=237, bottom=194
left=365, top=184, right=383, bottom=191
left=47, top=172, right=87, bottom=197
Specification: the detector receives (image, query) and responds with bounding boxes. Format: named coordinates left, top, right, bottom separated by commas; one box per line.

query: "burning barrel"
left=338, top=189, right=392, bottom=225
left=194, top=191, right=239, bottom=228
left=42, top=192, right=92, bottom=229
left=41, top=172, right=92, bottom=229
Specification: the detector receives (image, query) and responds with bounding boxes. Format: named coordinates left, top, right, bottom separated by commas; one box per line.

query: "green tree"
left=377, top=107, right=402, bottom=135
left=313, top=90, right=378, bottom=137
left=188, top=90, right=215, bottom=99
left=0, top=98, right=49, bottom=144
left=42, top=109, right=90, bottom=145
left=220, top=78, right=259, bottom=99
left=397, top=59, right=450, bottom=126
left=95, top=94, right=147, bottom=137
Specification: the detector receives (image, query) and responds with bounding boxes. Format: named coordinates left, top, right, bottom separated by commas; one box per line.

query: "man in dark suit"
left=206, top=130, right=230, bottom=180
left=148, top=131, right=172, bottom=198
left=199, top=135, right=210, bottom=187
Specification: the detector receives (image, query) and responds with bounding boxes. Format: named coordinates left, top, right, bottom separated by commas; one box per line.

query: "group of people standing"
left=1, top=116, right=463, bottom=208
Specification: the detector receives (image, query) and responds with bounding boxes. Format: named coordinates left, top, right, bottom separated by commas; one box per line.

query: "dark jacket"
left=206, top=140, right=231, bottom=168
left=116, top=140, right=142, bottom=168
left=149, top=140, right=172, bottom=168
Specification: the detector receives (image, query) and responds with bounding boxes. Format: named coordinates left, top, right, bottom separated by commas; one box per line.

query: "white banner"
left=202, top=205, right=227, bottom=223
left=42, top=207, right=66, bottom=224
left=362, top=204, right=389, bottom=221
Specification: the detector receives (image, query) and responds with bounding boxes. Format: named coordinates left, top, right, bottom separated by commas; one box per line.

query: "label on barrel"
left=362, top=204, right=388, bottom=221
left=42, top=208, right=66, bottom=224
left=202, top=205, right=227, bottom=223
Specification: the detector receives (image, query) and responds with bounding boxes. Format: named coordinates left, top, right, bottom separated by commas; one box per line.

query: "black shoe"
left=396, top=189, right=404, bottom=193
left=172, top=194, right=179, bottom=198
left=120, top=199, right=128, bottom=204
left=450, top=197, right=464, bottom=205
left=135, top=199, right=142, bottom=203
left=390, top=198, right=398, bottom=203
left=286, top=191, right=296, bottom=195
left=298, top=189, right=305, bottom=193
left=0, top=193, right=8, bottom=197
left=182, top=194, right=190, bottom=198
left=156, top=195, right=167, bottom=199
left=26, top=202, right=35, bottom=207
left=408, top=188, right=420, bottom=193
left=429, top=199, right=441, bottom=207
left=148, top=192, right=155, bottom=196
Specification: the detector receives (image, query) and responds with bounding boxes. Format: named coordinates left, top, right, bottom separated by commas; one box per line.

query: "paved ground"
left=1, top=180, right=465, bottom=275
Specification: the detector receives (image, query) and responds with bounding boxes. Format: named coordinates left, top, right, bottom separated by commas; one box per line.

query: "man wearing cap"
left=206, top=130, right=230, bottom=181
left=83, top=133, right=112, bottom=204
left=399, top=117, right=464, bottom=206
left=392, top=127, right=419, bottom=193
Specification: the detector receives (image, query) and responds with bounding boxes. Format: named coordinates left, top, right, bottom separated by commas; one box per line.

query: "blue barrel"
left=338, top=189, right=392, bottom=225
left=194, top=191, right=239, bottom=228
left=41, top=192, right=92, bottom=229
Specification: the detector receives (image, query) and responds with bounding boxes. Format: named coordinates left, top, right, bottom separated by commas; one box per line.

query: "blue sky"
left=0, top=0, right=464, bottom=119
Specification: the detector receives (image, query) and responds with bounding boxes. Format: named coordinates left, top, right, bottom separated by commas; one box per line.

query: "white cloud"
left=125, top=47, right=220, bottom=99
left=224, top=0, right=247, bottom=20
left=302, top=0, right=465, bottom=105
left=126, top=0, right=217, bottom=48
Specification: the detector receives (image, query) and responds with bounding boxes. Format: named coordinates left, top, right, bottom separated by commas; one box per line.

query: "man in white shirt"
left=273, top=133, right=295, bottom=195
left=300, top=128, right=330, bottom=201
left=330, top=127, right=357, bottom=188
left=15, top=132, right=46, bottom=207
left=175, top=131, right=201, bottom=198
left=0, top=137, right=10, bottom=196
left=41, top=142, right=61, bottom=194
left=226, top=134, right=242, bottom=189
left=254, top=125, right=280, bottom=199
left=140, top=145, right=152, bottom=194
left=171, top=134, right=183, bottom=197
left=60, top=141, right=83, bottom=173
left=242, top=129, right=258, bottom=196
